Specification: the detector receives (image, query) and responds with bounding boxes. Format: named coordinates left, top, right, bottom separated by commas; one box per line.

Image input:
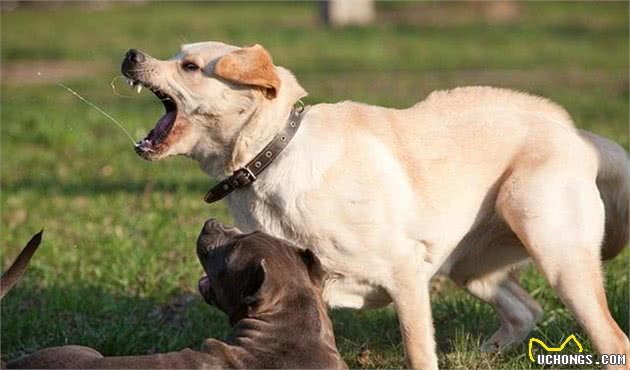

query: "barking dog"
left=121, top=42, right=629, bottom=369
left=7, top=220, right=346, bottom=369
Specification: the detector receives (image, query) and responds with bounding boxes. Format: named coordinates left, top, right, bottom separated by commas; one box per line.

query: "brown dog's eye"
left=182, top=62, right=199, bottom=72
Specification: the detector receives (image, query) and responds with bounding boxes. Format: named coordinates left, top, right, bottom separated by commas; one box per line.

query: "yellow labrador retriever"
left=121, top=42, right=629, bottom=369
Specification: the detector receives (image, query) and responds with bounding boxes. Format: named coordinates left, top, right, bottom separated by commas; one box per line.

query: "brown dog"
left=7, top=220, right=347, bottom=369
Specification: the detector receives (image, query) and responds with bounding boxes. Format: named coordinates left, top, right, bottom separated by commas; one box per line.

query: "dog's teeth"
left=136, top=85, right=143, bottom=93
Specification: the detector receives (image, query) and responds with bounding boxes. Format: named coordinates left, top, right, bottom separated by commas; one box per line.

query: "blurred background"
left=1, top=2, right=628, bottom=369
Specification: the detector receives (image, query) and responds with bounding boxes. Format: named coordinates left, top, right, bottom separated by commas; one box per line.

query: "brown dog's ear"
left=241, top=258, right=267, bottom=306
left=214, top=44, right=280, bottom=99
left=299, top=249, right=325, bottom=286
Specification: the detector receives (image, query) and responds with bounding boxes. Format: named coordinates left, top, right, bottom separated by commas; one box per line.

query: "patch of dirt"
left=356, top=349, right=374, bottom=368
left=1, top=1, right=147, bottom=12
left=378, top=2, right=522, bottom=27
left=356, top=348, right=389, bottom=368
left=1, top=60, right=107, bottom=85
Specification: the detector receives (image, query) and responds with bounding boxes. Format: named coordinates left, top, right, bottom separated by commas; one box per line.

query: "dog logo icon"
left=528, top=334, right=583, bottom=362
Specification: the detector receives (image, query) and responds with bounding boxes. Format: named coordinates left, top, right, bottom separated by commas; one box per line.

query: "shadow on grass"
left=0, top=283, right=230, bottom=363
left=4, top=286, right=411, bottom=368
left=2, top=262, right=626, bottom=368
left=4, top=286, right=483, bottom=368
left=329, top=300, right=497, bottom=367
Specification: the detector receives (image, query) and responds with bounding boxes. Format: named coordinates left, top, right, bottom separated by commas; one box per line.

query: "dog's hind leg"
left=498, top=168, right=630, bottom=368
left=455, top=270, right=542, bottom=352
left=450, top=217, right=541, bottom=352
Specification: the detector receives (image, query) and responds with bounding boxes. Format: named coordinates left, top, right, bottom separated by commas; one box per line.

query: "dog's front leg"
left=389, top=263, right=438, bottom=370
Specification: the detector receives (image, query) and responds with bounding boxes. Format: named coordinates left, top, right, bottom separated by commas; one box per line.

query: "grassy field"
left=1, top=2, right=628, bottom=368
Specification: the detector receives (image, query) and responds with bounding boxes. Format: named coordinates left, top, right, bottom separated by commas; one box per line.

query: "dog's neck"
left=223, top=96, right=293, bottom=175
left=197, top=67, right=307, bottom=177
left=225, top=288, right=338, bottom=363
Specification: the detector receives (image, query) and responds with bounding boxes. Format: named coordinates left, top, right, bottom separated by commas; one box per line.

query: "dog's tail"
left=580, top=130, right=629, bottom=260
left=0, top=230, right=43, bottom=299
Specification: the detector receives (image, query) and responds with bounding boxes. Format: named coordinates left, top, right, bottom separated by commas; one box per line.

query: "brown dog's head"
left=120, top=42, right=306, bottom=169
left=196, top=219, right=323, bottom=325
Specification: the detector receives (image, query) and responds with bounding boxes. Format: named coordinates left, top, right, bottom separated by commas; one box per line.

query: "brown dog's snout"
left=201, top=219, right=241, bottom=237
left=197, top=219, right=242, bottom=256
left=202, top=219, right=224, bottom=234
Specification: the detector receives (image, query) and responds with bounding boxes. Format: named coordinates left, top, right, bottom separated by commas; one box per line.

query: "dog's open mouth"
left=198, top=275, right=216, bottom=306
left=128, top=78, right=182, bottom=159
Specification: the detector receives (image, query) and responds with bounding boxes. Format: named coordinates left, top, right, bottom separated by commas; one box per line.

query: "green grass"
left=1, top=2, right=628, bottom=369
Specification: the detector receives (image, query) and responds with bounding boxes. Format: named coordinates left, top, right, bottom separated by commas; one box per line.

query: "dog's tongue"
left=150, top=110, right=176, bottom=143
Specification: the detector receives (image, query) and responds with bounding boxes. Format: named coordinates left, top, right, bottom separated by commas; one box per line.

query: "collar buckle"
left=295, top=99, right=305, bottom=113
left=230, top=167, right=256, bottom=188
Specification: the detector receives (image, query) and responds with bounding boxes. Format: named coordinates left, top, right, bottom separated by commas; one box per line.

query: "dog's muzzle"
left=197, top=219, right=242, bottom=256
left=121, top=48, right=146, bottom=77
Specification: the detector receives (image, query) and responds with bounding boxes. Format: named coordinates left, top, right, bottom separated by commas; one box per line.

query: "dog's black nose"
left=126, top=49, right=145, bottom=64
left=197, top=219, right=242, bottom=253
left=201, top=219, right=242, bottom=236
left=122, top=49, right=146, bottom=77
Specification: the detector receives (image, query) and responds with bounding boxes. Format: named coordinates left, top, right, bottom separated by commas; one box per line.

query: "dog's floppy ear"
left=214, top=44, right=280, bottom=99
left=241, top=258, right=267, bottom=306
left=299, top=249, right=325, bottom=286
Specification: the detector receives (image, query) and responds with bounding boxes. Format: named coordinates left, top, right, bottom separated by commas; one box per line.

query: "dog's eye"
left=182, top=62, right=199, bottom=72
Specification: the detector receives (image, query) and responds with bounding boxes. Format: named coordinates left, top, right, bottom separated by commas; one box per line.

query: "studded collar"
left=204, top=104, right=307, bottom=204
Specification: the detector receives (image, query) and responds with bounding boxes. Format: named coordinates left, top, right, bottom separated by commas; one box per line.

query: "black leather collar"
left=204, top=104, right=308, bottom=204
